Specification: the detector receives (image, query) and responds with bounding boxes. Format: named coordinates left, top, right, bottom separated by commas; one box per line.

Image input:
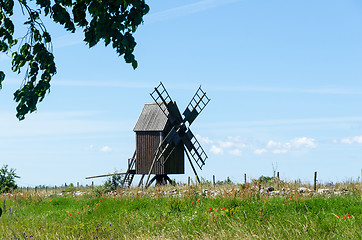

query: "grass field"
left=0, top=181, right=361, bottom=239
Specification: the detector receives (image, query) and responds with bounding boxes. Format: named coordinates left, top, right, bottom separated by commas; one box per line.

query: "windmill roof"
left=133, top=102, right=169, bottom=132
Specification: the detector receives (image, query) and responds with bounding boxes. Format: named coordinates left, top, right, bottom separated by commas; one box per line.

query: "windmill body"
left=133, top=102, right=184, bottom=175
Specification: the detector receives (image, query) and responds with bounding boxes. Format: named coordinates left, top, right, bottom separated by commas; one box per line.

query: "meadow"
left=0, top=180, right=361, bottom=239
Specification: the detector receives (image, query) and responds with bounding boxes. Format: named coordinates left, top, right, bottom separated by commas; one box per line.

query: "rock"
left=299, top=187, right=307, bottom=193
left=268, top=187, right=274, bottom=192
left=317, top=188, right=330, bottom=194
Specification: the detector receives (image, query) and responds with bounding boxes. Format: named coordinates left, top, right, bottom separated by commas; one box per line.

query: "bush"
left=0, top=165, right=20, bottom=193
left=103, top=173, right=124, bottom=192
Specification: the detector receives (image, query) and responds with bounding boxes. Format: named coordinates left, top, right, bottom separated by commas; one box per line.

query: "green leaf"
left=0, top=71, right=5, bottom=89
left=43, top=31, right=51, bottom=43
left=3, top=0, right=14, bottom=15
left=131, top=59, right=137, bottom=70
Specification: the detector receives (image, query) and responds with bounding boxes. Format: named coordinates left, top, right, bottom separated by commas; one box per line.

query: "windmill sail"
left=150, top=82, right=182, bottom=125
left=183, top=86, right=211, bottom=125
left=182, top=129, right=208, bottom=169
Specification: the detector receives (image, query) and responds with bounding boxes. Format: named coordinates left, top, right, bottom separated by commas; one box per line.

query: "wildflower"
left=216, top=210, right=219, bottom=213
left=186, top=195, right=189, bottom=198
left=209, top=207, right=213, bottom=211
left=336, top=216, right=339, bottom=219
left=77, top=211, right=80, bottom=213
left=221, top=207, right=226, bottom=211
left=109, top=223, right=111, bottom=226
left=49, top=200, right=52, bottom=202
left=347, top=214, right=351, bottom=218
left=344, top=216, right=346, bottom=219
left=29, top=235, right=33, bottom=238
left=191, top=202, right=194, bottom=205
left=69, top=214, right=71, bottom=216
left=197, top=199, right=200, bottom=203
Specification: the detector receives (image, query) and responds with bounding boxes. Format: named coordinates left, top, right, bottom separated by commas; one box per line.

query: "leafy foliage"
left=0, top=164, right=19, bottom=193
left=103, top=173, right=124, bottom=192
left=0, top=0, right=149, bottom=120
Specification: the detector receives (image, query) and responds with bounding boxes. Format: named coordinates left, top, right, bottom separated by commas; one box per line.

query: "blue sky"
left=1, top=0, right=362, bottom=187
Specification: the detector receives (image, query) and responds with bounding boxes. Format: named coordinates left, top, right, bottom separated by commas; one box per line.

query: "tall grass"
left=0, top=181, right=361, bottom=239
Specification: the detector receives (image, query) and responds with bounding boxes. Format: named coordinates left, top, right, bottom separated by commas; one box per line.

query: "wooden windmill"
left=86, top=82, right=210, bottom=187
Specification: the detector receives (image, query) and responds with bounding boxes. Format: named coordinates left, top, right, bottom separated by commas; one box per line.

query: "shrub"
left=103, top=173, right=124, bottom=192
left=0, top=165, right=20, bottom=193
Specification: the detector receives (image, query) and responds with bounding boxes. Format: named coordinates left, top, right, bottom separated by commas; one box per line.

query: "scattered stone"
left=317, top=189, right=330, bottom=194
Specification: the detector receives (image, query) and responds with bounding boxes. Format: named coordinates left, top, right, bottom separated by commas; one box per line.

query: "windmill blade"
left=181, top=129, right=208, bottom=169
left=150, top=82, right=183, bottom=125
left=183, top=86, right=210, bottom=126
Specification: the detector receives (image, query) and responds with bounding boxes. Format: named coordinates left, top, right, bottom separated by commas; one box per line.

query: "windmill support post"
left=185, top=147, right=201, bottom=185
left=144, top=144, right=169, bottom=188
left=138, top=174, right=145, bottom=187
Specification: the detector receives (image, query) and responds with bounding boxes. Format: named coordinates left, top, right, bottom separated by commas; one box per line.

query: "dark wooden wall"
left=135, top=131, right=184, bottom=175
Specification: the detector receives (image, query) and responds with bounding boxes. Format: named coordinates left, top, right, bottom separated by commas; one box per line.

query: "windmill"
left=86, top=82, right=210, bottom=188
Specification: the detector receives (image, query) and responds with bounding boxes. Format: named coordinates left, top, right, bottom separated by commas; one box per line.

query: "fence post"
left=92, top=181, right=94, bottom=190
left=277, top=172, right=280, bottom=179
left=188, top=177, right=190, bottom=186
left=313, top=172, right=317, bottom=191
left=212, top=175, right=215, bottom=187
left=244, top=173, right=247, bottom=184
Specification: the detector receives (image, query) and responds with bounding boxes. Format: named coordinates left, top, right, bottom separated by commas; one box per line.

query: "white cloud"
left=254, top=149, right=267, bottom=155
left=229, top=149, right=242, bottom=156
left=218, top=140, right=234, bottom=148
left=265, top=137, right=317, bottom=154
left=100, top=146, right=112, bottom=153
left=290, top=137, right=317, bottom=148
left=340, top=136, right=362, bottom=144
left=196, top=134, right=213, bottom=144
left=267, top=140, right=283, bottom=148
left=197, top=135, right=247, bottom=156
left=210, top=145, right=223, bottom=155
left=271, top=149, right=288, bottom=154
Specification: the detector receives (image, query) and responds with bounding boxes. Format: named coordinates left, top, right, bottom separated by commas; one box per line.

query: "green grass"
left=0, top=185, right=361, bottom=239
